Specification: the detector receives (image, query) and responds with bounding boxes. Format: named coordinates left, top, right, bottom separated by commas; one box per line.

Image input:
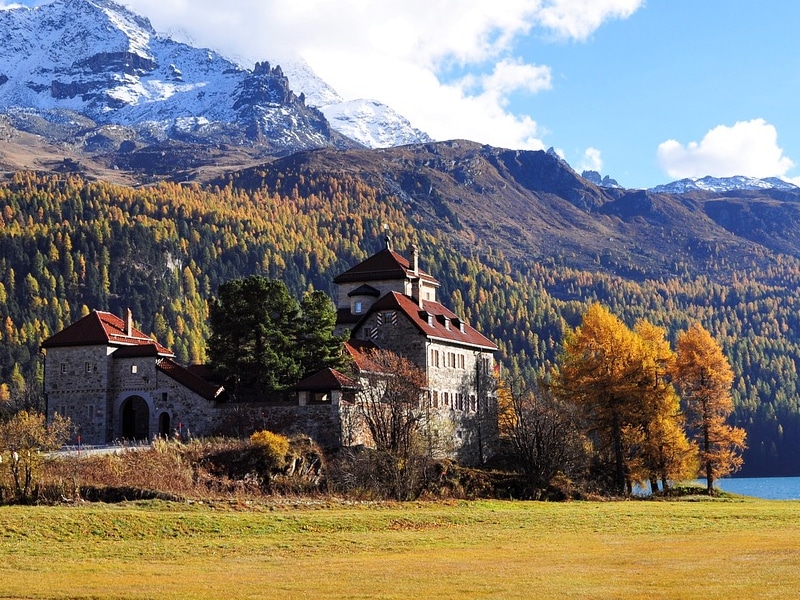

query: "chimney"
left=383, top=224, right=392, bottom=250
left=125, top=308, right=133, bottom=337
left=409, top=244, right=419, bottom=275
left=408, top=244, right=423, bottom=307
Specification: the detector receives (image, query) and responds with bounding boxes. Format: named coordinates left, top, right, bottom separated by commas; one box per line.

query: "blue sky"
left=6, top=0, right=800, bottom=189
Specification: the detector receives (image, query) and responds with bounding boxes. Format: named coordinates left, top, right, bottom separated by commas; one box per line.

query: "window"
left=162, top=392, right=168, bottom=403
left=85, top=362, right=92, bottom=373
left=431, top=349, right=439, bottom=368
left=459, top=354, right=465, bottom=369
left=131, top=365, right=138, bottom=374
left=432, top=391, right=439, bottom=408
left=87, top=405, right=94, bottom=419
left=354, top=301, right=363, bottom=314
left=60, top=363, right=67, bottom=375
left=470, top=395, right=477, bottom=412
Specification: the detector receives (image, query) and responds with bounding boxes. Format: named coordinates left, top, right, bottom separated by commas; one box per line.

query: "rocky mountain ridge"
left=649, top=174, right=798, bottom=194
left=0, top=0, right=428, bottom=173
left=221, top=140, right=800, bottom=283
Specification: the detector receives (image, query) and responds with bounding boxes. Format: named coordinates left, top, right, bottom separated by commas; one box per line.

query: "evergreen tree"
left=208, top=276, right=301, bottom=396
left=297, top=290, right=349, bottom=378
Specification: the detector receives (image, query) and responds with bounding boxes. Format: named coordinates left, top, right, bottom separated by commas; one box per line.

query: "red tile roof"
left=333, top=248, right=439, bottom=286
left=157, top=358, right=225, bottom=401
left=344, top=339, right=382, bottom=371
left=366, top=292, right=498, bottom=351
left=294, top=368, right=358, bottom=391
left=41, top=310, right=173, bottom=355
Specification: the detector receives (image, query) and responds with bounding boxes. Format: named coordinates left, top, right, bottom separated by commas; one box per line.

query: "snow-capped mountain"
left=649, top=175, right=799, bottom=194
left=280, top=60, right=431, bottom=149
left=319, top=100, right=432, bottom=149
left=0, top=0, right=428, bottom=158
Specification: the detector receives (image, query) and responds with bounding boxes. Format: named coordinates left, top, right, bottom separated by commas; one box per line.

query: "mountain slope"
left=0, top=0, right=431, bottom=165
left=224, top=140, right=798, bottom=280
left=3, top=153, right=800, bottom=476
left=0, top=0, right=355, bottom=160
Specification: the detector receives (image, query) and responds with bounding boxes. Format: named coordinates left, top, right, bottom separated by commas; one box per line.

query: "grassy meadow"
left=1, top=497, right=799, bottom=599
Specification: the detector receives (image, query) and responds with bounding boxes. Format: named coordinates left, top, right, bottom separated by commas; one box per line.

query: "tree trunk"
left=612, top=413, right=626, bottom=495
left=703, top=401, right=714, bottom=495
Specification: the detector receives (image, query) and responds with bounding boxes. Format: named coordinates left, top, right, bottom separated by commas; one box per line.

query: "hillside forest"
left=0, top=170, right=799, bottom=476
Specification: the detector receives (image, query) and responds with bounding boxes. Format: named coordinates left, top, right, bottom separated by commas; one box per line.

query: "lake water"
left=712, top=477, right=800, bottom=500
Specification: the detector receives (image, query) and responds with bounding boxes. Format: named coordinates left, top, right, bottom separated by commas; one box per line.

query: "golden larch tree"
left=674, top=323, right=746, bottom=494
left=557, top=304, right=695, bottom=495
left=556, top=304, right=646, bottom=494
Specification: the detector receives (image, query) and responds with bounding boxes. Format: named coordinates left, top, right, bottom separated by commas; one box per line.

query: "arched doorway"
left=158, top=412, right=171, bottom=437
left=121, top=395, right=150, bottom=440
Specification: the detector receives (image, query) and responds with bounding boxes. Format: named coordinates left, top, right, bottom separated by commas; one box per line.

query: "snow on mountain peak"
left=649, top=175, right=799, bottom=194
left=280, top=59, right=431, bottom=149
left=320, top=99, right=432, bottom=149
left=0, top=0, right=432, bottom=152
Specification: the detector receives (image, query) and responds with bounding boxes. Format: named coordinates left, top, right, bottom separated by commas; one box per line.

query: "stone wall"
left=45, top=345, right=113, bottom=445
left=212, top=403, right=350, bottom=448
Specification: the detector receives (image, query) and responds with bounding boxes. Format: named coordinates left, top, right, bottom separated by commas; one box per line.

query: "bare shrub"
left=0, top=411, right=72, bottom=503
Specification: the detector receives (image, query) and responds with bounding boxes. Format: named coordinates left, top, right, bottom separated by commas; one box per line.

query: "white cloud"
left=657, top=119, right=795, bottom=179
left=477, top=58, right=553, bottom=103
left=579, top=147, right=603, bottom=172
left=117, top=0, right=644, bottom=149
left=0, top=0, right=643, bottom=150
left=535, top=0, right=644, bottom=40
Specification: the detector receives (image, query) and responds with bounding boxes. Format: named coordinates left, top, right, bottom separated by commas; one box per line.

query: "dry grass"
left=0, top=498, right=799, bottom=599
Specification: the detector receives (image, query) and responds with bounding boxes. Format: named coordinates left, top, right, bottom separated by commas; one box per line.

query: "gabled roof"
left=294, top=368, right=358, bottom=392
left=347, top=284, right=381, bottom=297
left=333, top=248, right=439, bottom=286
left=157, top=358, right=225, bottom=401
left=363, top=292, right=498, bottom=351
left=41, top=310, right=173, bottom=355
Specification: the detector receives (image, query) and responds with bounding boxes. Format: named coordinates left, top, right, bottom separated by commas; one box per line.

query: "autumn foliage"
left=675, top=324, right=747, bottom=493
left=554, top=304, right=737, bottom=495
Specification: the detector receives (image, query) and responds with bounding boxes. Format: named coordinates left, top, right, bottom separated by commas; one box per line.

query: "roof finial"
left=383, top=223, right=392, bottom=250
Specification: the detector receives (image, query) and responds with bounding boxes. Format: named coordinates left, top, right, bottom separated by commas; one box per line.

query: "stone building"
left=327, top=235, right=498, bottom=461
left=43, top=236, right=498, bottom=460
left=42, top=309, right=225, bottom=445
